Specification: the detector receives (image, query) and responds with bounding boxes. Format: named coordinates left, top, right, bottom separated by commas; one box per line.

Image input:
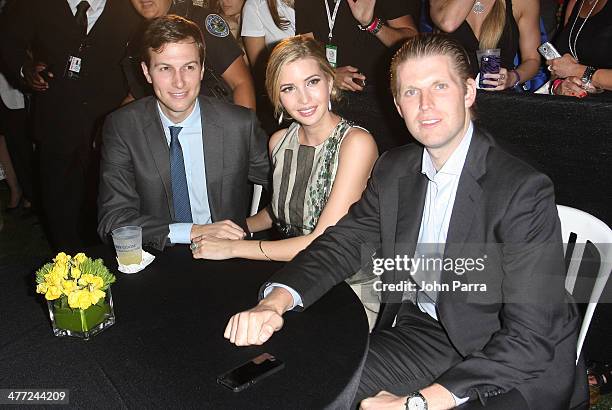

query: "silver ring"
left=500, top=73, right=506, bottom=80
left=190, top=242, right=198, bottom=251
left=547, top=65, right=552, bottom=72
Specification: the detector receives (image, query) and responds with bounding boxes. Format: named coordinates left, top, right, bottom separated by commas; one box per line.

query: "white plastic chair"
left=250, top=184, right=263, bottom=217
left=556, top=205, right=612, bottom=361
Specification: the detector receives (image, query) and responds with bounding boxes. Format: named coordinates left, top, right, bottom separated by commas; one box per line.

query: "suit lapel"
left=199, top=97, right=223, bottom=221
left=379, top=156, right=427, bottom=325
left=58, top=0, right=78, bottom=30
left=144, top=98, right=173, bottom=215
left=443, top=128, right=489, bottom=252
left=393, top=173, right=428, bottom=285
left=438, top=128, right=489, bottom=315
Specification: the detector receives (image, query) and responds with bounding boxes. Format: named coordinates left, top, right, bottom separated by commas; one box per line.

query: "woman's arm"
left=245, top=128, right=288, bottom=234
left=347, top=1, right=418, bottom=48
left=192, top=128, right=378, bottom=261
left=509, top=0, right=540, bottom=85
left=429, top=0, right=474, bottom=33
left=373, top=14, right=419, bottom=48
left=243, top=35, right=267, bottom=68
left=221, top=56, right=257, bottom=110
left=480, top=0, right=540, bottom=90
left=591, top=68, right=612, bottom=91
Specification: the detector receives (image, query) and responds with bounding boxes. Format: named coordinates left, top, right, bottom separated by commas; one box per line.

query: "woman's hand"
left=191, top=236, right=235, bottom=260
left=347, top=0, right=376, bottom=26
left=335, top=66, right=366, bottom=92
left=481, top=67, right=515, bottom=91
left=548, top=53, right=583, bottom=79
left=553, top=76, right=588, bottom=98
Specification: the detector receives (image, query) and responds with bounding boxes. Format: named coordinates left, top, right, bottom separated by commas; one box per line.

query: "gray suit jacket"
left=266, top=128, right=586, bottom=408
left=97, top=96, right=270, bottom=249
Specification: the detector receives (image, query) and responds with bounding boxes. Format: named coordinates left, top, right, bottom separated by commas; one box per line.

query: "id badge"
left=325, top=44, right=338, bottom=68
left=65, top=55, right=82, bottom=80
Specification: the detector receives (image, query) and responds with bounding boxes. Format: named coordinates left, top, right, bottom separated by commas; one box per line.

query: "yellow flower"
left=36, top=283, right=48, bottom=294
left=70, top=266, right=81, bottom=279
left=54, top=252, right=70, bottom=265
left=45, top=271, right=63, bottom=288
left=45, top=285, right=63, bottom=300
left=73, top=253, right=87, bottom=264
left=50, top=263, right=68, bottom=280
left=68, top=289, right=93, bottom=310
left=91, top=276, right=104, bottom=289
left=61, top=279, right=77, bottom=296
left=89, top=289, right=106, bottom=305
left=78, top=274, right=104, bottom=290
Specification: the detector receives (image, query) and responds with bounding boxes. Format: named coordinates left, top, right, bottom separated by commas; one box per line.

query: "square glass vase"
left=47, top=288, right=115, bottom=340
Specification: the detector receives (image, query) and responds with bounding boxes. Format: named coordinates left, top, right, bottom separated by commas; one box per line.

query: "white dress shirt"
left=66, top=0, right=106, bottom=34
left=412, top=122, right=473, bottom=320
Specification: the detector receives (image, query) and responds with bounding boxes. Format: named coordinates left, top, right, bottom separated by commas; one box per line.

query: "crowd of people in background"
left=0, top=0, right=609, bottom=242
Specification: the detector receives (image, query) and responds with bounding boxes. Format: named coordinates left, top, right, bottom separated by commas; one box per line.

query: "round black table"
left=0, top=245, right=369, bottom=408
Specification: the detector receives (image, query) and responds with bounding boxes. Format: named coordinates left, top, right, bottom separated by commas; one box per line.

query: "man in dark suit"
left=97, top=15, right=269, bottom=251
left=224, top=35, right=586, bottom=409
left=0, top=0, right=138, bottom=252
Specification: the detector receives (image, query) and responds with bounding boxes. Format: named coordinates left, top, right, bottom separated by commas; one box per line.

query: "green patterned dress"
left=270, top=119, right=353, bottom=238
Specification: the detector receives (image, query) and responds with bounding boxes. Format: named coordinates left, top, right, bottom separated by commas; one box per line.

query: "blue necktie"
left=169, top=126, right=192, bottom=222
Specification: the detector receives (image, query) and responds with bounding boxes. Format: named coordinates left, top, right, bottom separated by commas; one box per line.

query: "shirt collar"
left=157, top=99, right=201, bottom=130
left=421, top=121, right=474, bottom=180
left=67, top=0, right=106, bottom=13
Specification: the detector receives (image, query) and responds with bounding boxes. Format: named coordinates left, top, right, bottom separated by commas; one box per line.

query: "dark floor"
left=0, top=181, right=610, bottom=408
left=0, top=181, right=52, bottom=262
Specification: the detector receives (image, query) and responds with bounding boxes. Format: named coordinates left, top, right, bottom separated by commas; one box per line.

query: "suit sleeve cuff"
left=262, top=283, right=303, bottom=310
left=168, top=223, right=193, bottom=244
left=451, top=392, right=470, bottom=406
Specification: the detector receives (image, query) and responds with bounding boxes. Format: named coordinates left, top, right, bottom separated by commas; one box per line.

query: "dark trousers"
left=352, top=303, right=528, bottom=409
left=38, top=143, right=99, bottom=253
left=0, top=100, right=34, bottom=201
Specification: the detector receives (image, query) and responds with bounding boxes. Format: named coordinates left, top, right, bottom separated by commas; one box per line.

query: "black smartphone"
left=217, top=353, right=285, bottom=392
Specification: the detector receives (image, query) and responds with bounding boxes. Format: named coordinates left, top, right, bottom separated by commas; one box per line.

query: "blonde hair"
left=266, top=35, right=340, bottom=118
left=479, top=0, right=506, bottom=50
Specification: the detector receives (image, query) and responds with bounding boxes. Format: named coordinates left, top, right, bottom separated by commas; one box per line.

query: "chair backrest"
left=250, top=184, right=263, bottom=217
left=556, top=205, right=612, bottom=361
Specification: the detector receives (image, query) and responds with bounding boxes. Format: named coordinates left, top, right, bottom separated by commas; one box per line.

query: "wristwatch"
left=581, top=66, right=597, bottom=85
left=405, top=391, right=428, bottom=410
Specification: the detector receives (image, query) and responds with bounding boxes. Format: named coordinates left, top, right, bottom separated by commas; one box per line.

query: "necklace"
left=568, top=0, right=599, bottom=61
left=472, top=0, right=485, bottom=14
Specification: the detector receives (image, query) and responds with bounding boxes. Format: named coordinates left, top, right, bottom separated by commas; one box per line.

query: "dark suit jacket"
left=97, top=96, right=270, bottom=250
left=267, top=128, right=586, bottom=408
left=0, top=0, right=137, bottom=151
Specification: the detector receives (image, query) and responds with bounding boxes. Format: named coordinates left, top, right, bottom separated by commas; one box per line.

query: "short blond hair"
left=390, top=34, right=473, bottom=98
left=266, top=35, right=340, bottom=118
left=390, top=34, right=475, bottom=115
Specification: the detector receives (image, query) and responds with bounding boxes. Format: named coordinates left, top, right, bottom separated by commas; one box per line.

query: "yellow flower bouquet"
left=36, top=252, right=116, bottom=339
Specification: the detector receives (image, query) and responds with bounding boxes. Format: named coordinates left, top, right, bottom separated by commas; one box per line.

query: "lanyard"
left=324, top=0, right=342, bottom=42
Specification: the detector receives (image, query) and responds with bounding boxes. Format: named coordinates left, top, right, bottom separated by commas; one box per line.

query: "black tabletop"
left=1, top=246, right=369, bottom=409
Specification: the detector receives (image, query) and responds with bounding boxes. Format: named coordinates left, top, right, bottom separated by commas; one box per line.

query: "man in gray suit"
left=98, top=15, right=269, bottom=250
left=223, top=35, right=586, bottom=409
